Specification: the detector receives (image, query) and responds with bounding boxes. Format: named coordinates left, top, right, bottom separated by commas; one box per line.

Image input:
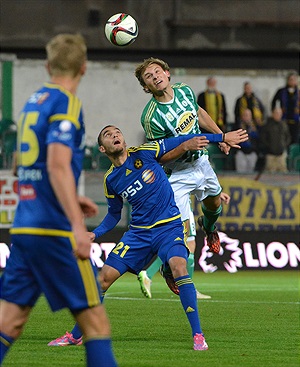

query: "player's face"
left=142, top=64, right=170, bottom=95
left=100, top=126, right=126, bottom=155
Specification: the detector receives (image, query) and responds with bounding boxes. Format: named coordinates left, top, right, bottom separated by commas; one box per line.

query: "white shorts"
left=168, top=155, right=222, bottom=221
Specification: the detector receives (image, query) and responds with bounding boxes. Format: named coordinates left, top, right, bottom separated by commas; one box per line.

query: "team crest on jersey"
left=134, top=159, right=143, bottom=169
left=142, top=169, right=156, bottom=184
left=182, top=100, right=188, bottom=107
left=166, top=112, right=174, bottom=121
left=175, top=111, right=196, bottom=134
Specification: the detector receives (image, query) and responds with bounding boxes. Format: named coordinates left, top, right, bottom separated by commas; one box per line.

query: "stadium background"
left=0, top=0, right=299, bottom=271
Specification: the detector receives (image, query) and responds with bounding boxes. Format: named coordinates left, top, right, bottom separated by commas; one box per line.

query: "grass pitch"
left=2, top=271, right=299, bottom=367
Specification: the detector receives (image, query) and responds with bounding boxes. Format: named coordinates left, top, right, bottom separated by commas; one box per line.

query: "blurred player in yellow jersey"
left=0, top=34, right=118, bottom=367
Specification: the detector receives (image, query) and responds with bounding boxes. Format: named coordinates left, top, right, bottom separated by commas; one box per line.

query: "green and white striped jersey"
left=141, top=83, right=202, bottom=140
left=141, top=83, right=208, bottom=164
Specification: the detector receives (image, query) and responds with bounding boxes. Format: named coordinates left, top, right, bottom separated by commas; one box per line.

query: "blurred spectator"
left=197, top=76, right=227, bottom=132
left=259, top=107, right=291, bottom=173
left=234, top=82, right=265, bottom=128
left=234, top=109, right=259, bottom=173
left=271, top=71, right=299, bottom=145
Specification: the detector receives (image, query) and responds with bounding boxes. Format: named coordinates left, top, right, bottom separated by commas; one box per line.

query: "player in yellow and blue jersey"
left=49, top=124, right=247, bottom=351
left=0, top=34, right=117, bottom=367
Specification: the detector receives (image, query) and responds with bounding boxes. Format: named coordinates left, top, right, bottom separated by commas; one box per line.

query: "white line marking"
left=105, top=295, right=299, bottom=305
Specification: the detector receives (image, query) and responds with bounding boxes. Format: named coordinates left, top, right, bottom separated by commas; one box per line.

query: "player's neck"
left=108, top=150, right=128, bottom=167
left=50, top=75, right=80, bottom=95
left=154, top=85, right=174, bottom=103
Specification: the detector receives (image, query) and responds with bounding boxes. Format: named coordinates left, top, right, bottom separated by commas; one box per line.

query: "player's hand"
left=218, top=142, right=230, bottom=155
left=220, top=192, right=230, bottom=204
left=87, top=231, right=96, bottom=242
left=78, top=196, right=99, bottom=218
left=222, top=129, right=249, bottom=149
left=183, top=136, right=209, bottom=151
left=73, top=224, right=91, bottom=259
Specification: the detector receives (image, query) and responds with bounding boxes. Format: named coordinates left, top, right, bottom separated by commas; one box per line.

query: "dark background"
left=1, top=0, right=299, bottom=69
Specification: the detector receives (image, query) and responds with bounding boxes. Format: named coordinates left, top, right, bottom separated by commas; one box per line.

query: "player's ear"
left=99, top=145, right=106, bottom=153
left=80, top=61, right=87, bottom=76
left=45, top=62, right=51, bottom=75
left=164, top=70, right=170, bottom=79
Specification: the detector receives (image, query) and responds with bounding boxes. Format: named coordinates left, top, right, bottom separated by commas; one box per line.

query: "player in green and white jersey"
left=135, top=57, right=247, bottom=297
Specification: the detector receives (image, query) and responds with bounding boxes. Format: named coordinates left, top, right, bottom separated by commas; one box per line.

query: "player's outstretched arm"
left=159, top=136, right=209, bottom=164
left=221, top=129, right=248, bottom=149
left=92, top=210, right=121, bottom=239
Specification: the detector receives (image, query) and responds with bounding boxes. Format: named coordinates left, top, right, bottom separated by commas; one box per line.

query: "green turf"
left=2, top=271, right=299, bottom=367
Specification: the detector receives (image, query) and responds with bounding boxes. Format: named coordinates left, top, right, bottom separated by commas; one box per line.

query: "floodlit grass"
left=2, top=271, right=299, bottom=367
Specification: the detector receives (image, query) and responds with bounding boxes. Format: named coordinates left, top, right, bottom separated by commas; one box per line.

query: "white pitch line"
left=105, top=295, right=299, bottom=305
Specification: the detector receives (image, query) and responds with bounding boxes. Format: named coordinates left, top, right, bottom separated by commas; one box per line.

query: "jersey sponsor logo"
left=52, top=130, right=72, bottom=142
left=141, top=169, right=156, bottom=184
left=37, top=92, right=50, bottom=104
left=121, top=180, right=143, bottom=199
left=18, top=168, right=42, bottom=181
left=28, top=92, right=49, bottom=105
left=175, top=111, right=196, bottom=134
left=134, top=159, right=143, bottom=169
left=19, top=184, right=36, bottom=200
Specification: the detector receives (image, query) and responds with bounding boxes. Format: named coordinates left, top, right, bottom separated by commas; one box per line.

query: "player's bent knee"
left=0, top=302, right=31, bottom=339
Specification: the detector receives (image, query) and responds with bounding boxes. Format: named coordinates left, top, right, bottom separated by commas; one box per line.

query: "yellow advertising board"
left=192, top=177, right=300, bottom=231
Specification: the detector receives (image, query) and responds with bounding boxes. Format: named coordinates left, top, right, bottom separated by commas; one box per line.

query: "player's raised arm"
left=158, top=129, right=248, bottom=164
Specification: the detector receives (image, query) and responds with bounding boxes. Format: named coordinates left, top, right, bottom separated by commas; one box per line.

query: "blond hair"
left=46, top=33, right=87, bottom=78
left=134, top=57, right=170, bottom=92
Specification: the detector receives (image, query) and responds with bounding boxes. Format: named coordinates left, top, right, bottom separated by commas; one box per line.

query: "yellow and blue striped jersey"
left=98, top=140, right=182, bottom=233
left=12, top=82, right=85, bottom=232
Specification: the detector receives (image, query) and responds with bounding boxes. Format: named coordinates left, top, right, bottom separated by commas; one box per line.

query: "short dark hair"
left=97, top=125, right=122, bottom=146
left=97, top=125, right=114, bottom=146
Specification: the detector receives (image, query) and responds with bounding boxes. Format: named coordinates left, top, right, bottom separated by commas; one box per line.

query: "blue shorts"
left=0, top=232, right=101, bottom=313
left=105, top=218, right=189, bottom=275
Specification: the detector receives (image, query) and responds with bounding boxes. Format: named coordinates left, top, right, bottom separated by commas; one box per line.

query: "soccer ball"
left=105, top=13, right=138, bottom=47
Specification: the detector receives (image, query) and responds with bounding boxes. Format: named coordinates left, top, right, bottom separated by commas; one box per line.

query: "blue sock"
left=85, top=337, right=118, bottom=367
left=0, top=332, right=15, bottom=364
left=71, top=323, right=82, bottom=339
left=175, top=275, right=202, bottom=336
